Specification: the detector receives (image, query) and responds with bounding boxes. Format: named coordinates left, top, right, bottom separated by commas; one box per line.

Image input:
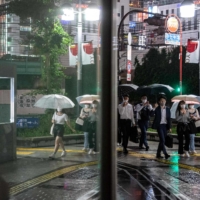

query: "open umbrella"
left=170, top=102, right=180, bottom=119
left=76, top=94, right=99, bottom=105
left=137, top=84, right=174, bottom=95
left=118, top=84, right=138, bottom=97
left=34, top=94, right=75, bottom=109
left=171, top=95, right=200, bottom=104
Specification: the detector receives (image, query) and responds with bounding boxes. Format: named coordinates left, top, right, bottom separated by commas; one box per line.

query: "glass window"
left=188, top=21, right=191, bottom=30
left=0, top=78, right=14, bottom=123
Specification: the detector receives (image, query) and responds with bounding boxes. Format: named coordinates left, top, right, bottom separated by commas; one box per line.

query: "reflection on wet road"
left=3, top=142, right=200, bottom=199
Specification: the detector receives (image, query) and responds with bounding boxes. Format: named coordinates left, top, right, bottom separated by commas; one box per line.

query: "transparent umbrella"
left=137, top=84, right=174, bottom=95
left=171, top=95, right=200, bottom=104
left=76, top=94, right=100, bottom=106
left=34, top=94, right=75, bottom=109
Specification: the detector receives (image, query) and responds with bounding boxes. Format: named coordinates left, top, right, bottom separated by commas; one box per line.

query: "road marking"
left=127, top=151, right=200, bottom=173
left=10, top=161, right=98, bottom=196
left=17, top=148, right=84, bottom=153
left=17, top=151, right=34, bottom=155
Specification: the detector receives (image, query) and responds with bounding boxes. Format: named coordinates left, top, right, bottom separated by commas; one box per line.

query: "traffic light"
left=176, top=87, right=180, bottom=92
left=144, top=16, right=165, bottom=26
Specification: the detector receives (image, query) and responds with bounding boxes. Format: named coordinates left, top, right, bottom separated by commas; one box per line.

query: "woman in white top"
left=188, top=104, right=199, bottom=154
left=49, top=107, right=75, bottom=158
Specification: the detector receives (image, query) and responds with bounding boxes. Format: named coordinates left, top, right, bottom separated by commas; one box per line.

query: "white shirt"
left=118, top=103, right=135, bottom=124
left=160, top=107, right=167, bottom=124
left=52, top=113, right=68, bottom=125
left=135, top=103, right=153, bottom=120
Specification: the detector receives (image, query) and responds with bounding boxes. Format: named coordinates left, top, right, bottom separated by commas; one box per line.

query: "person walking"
left=49, top=107, right=75, bottom=158
left=79, top=104, right=91, bottom=151
left=87, top=100, right=99, bottom=154
left=152, top=96, right=171, bottom=159
left=188, top=104, right=199, bottom=154
left=118, top=94, right=135, bottom=153
left=176, top=100, right=191, bottom=157
left=135, top=95, right=152, bottom=151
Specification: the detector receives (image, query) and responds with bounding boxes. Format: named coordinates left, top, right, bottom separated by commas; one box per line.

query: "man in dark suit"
left=152, top=95, right=171, bottom=159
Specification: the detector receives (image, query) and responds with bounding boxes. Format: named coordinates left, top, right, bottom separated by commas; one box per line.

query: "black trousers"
left=177, top=123, right=190, bottom=154
left=88, top=132, right=97, bottom=151
left=120, top=119, right=131, bottom=149
left=117, top=127, right=122, bottom=144
left=157, top=124, right=167, bottom=156
left=178, top=132, right=190, bottom=154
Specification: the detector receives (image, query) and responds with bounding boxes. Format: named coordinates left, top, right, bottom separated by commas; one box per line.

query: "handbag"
left=76, top=117, right=84, bottom=125
left=82, top=119, right=96, bottom=132
left=129, top=126, right=139, bottom=143
left=165, top=134, right=173, bottom=148
left=75, top=117, right=84, bottom=131
left=50, top=112, right=56, bottom=135
left=188, top=120, right=197, bottom=134
left=50, top=124, right=54, bottom=136
left=195, top=120, right=200, bottom=128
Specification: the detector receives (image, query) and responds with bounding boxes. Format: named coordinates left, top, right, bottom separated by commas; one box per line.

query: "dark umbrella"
left=118, top=84, right=138, bottom=97
left=137, top=84, right=174, bottom=95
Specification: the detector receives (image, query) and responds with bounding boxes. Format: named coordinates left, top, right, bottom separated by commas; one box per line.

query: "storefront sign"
left=166, top=17, right=179, bottom=33
left=165, top=33, right=180, bottom=45
left=185, top=39, right=199, bottom=63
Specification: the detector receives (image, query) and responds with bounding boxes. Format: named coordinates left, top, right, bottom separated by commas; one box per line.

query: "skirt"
left=53, top=124, right=64, bottom=138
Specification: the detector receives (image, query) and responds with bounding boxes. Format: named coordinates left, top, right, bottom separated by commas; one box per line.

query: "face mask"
left=92, top=104, right=97, bottom=108
left=142, top=99, right=147, bottom=103
left=84, top=105, right=89, bottom=108
left=181, top=104, right=186, bottom=109
left=123, top=99, right=128, bottom=103
left=189, top=105, right=194, bottom=109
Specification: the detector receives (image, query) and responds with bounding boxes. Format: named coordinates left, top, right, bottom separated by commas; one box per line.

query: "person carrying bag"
left=188, top=104, right=199, bottom=154
left=176, top=101, right=191, bottom=157
left=76, top=104, right=91, bottom=151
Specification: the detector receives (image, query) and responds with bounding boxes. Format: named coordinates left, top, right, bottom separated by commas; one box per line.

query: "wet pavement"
left=1, top=141, right=200, bottom=199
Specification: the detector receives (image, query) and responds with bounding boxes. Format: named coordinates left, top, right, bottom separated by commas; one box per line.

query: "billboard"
left=69, top=43, right=94, bottom=66
left=185, top=39, right=199, bottom=64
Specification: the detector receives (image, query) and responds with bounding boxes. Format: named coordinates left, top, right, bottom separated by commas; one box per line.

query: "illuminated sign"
left=129, top=22, right=136, bottom=28
left=165, top=33, right=180, bottom=45
left=166, top=17, right=179, bottom=33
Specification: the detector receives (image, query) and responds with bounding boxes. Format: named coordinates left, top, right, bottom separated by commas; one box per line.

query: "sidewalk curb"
left=146, top=131, right=200, bottom=146
left=17, top=134, right=84, bottom=147
left=17, top=132, right=200, bottom=148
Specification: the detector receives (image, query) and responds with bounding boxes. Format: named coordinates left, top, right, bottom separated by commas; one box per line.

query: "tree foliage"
left=134, top=47, right=199, bottom=95
left=7, top=0, right=72, bottom=94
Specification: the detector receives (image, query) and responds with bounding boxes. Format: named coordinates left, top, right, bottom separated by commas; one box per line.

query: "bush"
left=17, top=112, right=81, bottom=138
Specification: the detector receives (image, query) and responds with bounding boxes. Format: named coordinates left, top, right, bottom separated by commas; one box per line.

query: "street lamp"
left=61, top=1, right=100, bottom=100
left=180, top=0, right=195, bottom=18
left=180, top=0, right=200, bottom=95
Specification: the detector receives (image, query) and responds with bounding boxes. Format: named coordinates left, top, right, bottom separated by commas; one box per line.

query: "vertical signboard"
left=127, top=33, right=132, bottom=81
left=185, top=39, right=199, bottom=63
left=127, top=60, right=132, bottom=81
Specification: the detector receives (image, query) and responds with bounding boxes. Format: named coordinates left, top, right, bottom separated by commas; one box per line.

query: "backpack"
left=140, top=105, right=150, bottom=121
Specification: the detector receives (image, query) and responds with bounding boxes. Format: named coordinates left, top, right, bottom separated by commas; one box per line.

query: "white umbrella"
left=76, top=94, right=99, bottom=106
left=34, top=94, right=75, bottom=109
left=171, top=95, right=200, bottom=104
